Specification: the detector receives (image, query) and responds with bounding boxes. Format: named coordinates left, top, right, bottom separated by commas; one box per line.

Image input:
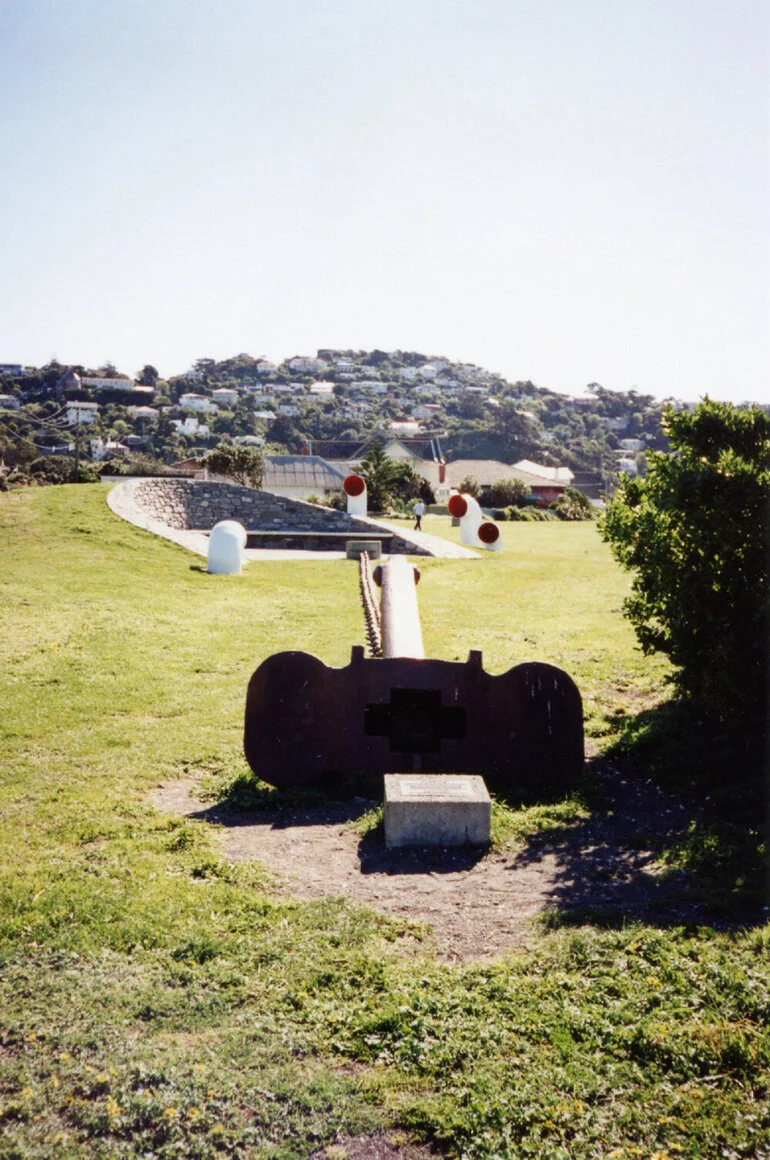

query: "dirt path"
left=149, top=766, right=706, bottom=963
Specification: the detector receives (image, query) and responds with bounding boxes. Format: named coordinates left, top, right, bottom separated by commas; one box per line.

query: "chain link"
left=358, top=551, right=383, bottom=657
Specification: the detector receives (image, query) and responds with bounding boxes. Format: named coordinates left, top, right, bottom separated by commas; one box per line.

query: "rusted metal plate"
left=244, top=646, right=583, bottom=794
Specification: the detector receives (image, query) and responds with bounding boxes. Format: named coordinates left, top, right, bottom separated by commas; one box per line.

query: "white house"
left=212, top=387, right=239, bottom=406
left=127, top=405, right=159, bottom=420
left=179, top=393, right=218, bottom=413
left=411, top=403, right=442, bottom=420
left=66, top=400, right=100, bottom=424
left=277, top=402, right=300, bottom=416
left=81, top=378, right=134, bottom=391
left=618, top=457, right=639, bottom=476
left=618, top=438, right=646, bottom=452
left=309, top=380, right=335, bottom=396
left=400, top=367, right=419, bottom=382
left=389, top=421, right=421, bottom=436
left=359, top=381, right=387, bottom=394
left=254, top=359, right=277, bottom=376
left=285, top=355, right=328, bottom=373
left=172, top=416, right=209, bottom=437
left=419, top=364, right=439, bottom=380
left=0, top=364, right=23, bottom=377
left=0, top=394, right=20, bottom=410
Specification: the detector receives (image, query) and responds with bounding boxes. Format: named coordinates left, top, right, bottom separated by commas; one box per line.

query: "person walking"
left=413, top=499, right=425, bottom=531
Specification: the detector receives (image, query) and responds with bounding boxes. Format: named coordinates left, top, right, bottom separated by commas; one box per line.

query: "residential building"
left=254, top=359, right=277, bottom=376
left=309, top=380, right=335, bottom=397
left=285, top=355, right=328, bottom=373
left=81, top=377, right=134, bottom=391
left=212, top=387, right=239, bottom=406
left=400, top=367, right=419, bottom=382
left=126, top=406, right=160, bottom=420
left=277, top=403, right=300, bottom=416
left=172, top=416, right=209, bottom=437
left=0, top=394, right=20, bottom=410
left=445, top=459, right=573, bottom=504
left=66, top=400, right=100, bottom=424
left=179, top=393, right=218, bottom=413
left=0, top=364, right=23, bottom=377
left=390, top=421, right=421, bottom=436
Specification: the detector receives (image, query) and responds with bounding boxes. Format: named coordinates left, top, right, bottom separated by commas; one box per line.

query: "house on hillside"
left=212, top=387, right=239, bottom=406
left=285, top=355, right=328, bottom=374
left=445, top=459, right=574, bottom=504
left=179, top=393, right=218, bottom=413
left=66, top=400, right=100, bottom=424
left=254, top=359, right=277, bottom=375
left=81, top=377, right=134, bottom=391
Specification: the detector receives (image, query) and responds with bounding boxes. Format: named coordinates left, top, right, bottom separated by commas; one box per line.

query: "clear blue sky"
left=1, top=0, right=767, bottom=403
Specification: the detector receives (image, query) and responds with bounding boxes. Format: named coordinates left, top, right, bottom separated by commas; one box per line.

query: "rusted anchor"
left=244, top=553, right=583, bottom=794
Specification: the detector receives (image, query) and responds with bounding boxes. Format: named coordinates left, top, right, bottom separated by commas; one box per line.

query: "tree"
left=601, top=399, right=769, bottom=738
left=553, top=486, right=594, bottom=520
left=488, top=477, right=529, bottom=507
left=137, top=364, right=159, bottom=387
left=204, top=443, right=264, bottom=488
left=359, top=441, right=399, bottom=511
left=495, top=401, right=535, bottom=459
left=456, top=475, right=481, bottom=498
left=390, top=460, right=434, bottom=505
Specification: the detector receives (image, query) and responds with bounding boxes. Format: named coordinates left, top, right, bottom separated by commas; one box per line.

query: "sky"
left=0, top=0, right=767, bottom=404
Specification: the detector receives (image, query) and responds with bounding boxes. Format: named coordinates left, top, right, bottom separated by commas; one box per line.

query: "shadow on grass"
left=518, top=700, right=769, bottom=929
left=188, top=700, right=768, bottom=921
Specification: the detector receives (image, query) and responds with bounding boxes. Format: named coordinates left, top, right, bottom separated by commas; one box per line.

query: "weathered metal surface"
left=243, top=646, right=583, bottom=794
left=374, top=556, right=424, bottom=660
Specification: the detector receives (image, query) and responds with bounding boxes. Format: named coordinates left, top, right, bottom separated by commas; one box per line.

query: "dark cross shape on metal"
left=364, top=687, right=467, bottom=753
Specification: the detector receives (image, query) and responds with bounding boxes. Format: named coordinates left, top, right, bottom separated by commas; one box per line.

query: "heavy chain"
left=358, top=551, right=383, bottom=658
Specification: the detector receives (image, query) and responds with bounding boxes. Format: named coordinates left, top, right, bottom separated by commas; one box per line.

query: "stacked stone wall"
left=129, top=479, right=429, bottom=555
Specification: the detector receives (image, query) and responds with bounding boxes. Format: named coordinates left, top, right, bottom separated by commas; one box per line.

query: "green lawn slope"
left=1, top=486, right=767, bottom=1159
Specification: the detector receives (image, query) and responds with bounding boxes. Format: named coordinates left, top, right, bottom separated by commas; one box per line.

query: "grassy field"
left=1, top=486, right=768, bottom=1159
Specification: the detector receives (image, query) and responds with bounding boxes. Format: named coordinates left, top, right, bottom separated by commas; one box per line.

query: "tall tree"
left=601, top=398, right=769, bottom=741
left=137, top=364, right=159, bottom=387
left=204, top=443, right=264, bottom=488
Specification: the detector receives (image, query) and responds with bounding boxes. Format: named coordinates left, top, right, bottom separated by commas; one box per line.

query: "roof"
left=263, top=454, right=346, bottom=490
left=445, top=459, right=572, bottom=489
left=514, top=459, right=574, bottom=483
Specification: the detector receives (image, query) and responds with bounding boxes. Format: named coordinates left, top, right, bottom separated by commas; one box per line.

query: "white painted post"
left=207, top=520, right=247, bottom=574
left=344, top=474, right=367, bottom=516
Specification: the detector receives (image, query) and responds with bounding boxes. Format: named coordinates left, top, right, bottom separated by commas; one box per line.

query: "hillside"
left=0, top=350, right=731, bottom=487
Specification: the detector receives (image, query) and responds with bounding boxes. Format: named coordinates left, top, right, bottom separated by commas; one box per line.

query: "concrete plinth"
left=345, top=539, right=383, bottom=559
left=383, top=774, right=491, bottom=849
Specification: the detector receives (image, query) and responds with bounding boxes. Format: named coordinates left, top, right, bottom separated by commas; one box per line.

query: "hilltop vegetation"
left=0, top=350, right=690, bottom=486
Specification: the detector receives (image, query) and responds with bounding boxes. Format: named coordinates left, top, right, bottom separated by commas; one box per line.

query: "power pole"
left=73, top=412, right=81, bottom=483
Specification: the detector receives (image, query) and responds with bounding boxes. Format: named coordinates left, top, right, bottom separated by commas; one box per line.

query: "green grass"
left=1, top=486, right=768, bottom=1159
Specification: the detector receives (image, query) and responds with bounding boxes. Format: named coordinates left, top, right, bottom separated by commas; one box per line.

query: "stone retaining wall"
left=127, top=478, right=429, bottom=555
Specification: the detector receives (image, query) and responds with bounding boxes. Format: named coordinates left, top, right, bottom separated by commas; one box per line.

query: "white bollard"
left=478, top=521, right=504, bottom=552
left=447, top=493, right=502, bottom=551
left=208, top=520, right=247, bottom=574
left=344, top=474, right=367, bottom=516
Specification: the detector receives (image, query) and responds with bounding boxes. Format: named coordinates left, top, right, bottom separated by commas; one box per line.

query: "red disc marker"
left=478, top=521, right=500, bottom=544
left=448, top=494, right=468, bottom=518
left=344, top=474, right=366, bottom=496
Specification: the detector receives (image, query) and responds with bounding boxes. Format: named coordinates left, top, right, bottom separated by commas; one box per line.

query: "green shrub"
left=601, top=398, right=769, bottom=752
left=553, top=487, right=595, bottom=521
left=27, top=457, right=98, bottom=484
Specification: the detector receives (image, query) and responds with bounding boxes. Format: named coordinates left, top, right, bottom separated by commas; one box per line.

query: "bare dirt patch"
left=148, top=765, right=708, bottom=963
